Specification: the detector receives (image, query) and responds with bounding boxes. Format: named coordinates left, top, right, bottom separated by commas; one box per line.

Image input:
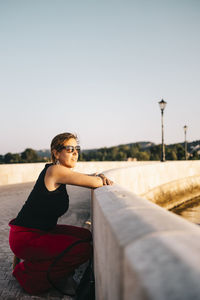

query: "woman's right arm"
left=47, top=165, right=105, bottom=188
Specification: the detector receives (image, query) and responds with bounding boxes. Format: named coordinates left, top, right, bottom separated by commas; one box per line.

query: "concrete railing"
left=92, top=185, right=200, bottom=300
left=91, top=161, right=200, bottom=300
left=103, top=161, right=200, bottom=209
left=0, top=161, right=151, bottom=186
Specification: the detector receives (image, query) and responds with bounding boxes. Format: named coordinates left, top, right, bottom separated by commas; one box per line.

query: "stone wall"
left=92, top=184, right=200, bottom=300
left=91, top=161, right=200, bottom=299
left=0, top=161, right=149, bottom=186
left=103, top=161, right=200, bottom=208
left=0, top=163, right=45, bottom=186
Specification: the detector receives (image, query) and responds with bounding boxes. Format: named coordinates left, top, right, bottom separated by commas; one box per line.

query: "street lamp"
left=158, top=99, right=167, bottom=162
left=183, top=125, right=188, bottom=160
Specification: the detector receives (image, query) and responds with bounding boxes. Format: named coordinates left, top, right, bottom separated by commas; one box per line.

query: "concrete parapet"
left=74, top=161, right=151, bottom=174
left=143, top=175, right=200, bottom=209
left=92, top=184, right=200, bottom=300
left=0, top=163, right=45, bottom=186
left=103, top=161, right=200, bottom=207
left=103, top=161, right=200, bottom=194
left=124, top=232, right=200, bottom=300
left=0, top=161, right=149, bottom=186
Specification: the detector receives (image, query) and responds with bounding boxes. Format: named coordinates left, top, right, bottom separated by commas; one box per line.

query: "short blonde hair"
left=50, top=132, right=78, bottom=164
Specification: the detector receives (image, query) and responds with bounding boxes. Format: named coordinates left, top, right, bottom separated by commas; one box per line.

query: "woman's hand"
left=97, top=173, right=114, bottom=186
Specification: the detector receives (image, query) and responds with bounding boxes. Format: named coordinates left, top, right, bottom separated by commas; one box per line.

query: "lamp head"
left=183, top=125, right=188, bottom=133
left=158, top=99, right=167, bottom=111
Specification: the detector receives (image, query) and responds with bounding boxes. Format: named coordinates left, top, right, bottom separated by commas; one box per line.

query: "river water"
left=170, top=196, right=200, bottom=225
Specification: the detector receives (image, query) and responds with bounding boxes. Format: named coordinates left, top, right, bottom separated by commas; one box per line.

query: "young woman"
left=9, top=132, right=113, bottom=295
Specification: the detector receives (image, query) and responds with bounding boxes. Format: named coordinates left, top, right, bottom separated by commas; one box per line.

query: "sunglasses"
left=60, top=145, right=81, bottom=153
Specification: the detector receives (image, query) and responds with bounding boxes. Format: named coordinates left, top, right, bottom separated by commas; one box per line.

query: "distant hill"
left=167, top=140, right=200, bottom=154
left=124, top=141, right=155, bottom=150
left=1, top=139, right=199, bottom=164
left=35, top=140, right=200, bottom=157
left=81, top=141, right=155, bottom=153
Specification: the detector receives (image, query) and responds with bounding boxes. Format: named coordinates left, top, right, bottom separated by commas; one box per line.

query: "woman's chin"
left=67, top=161, right=77, bottom=168
left=61, top=161, right=77, bottom=168
left=71, top=162, right=77, bottom=168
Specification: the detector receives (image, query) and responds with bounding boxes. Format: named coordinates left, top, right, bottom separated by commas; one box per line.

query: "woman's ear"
left=52, top=149, right=59, bottom=160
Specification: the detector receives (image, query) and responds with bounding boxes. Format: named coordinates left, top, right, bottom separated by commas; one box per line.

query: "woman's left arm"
left=95, top=173, right=113, bottom=186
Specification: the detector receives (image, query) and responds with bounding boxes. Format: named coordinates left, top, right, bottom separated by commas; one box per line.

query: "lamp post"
left=158, top=99, right=167, bottom=162
left=183, top=125, right=188, bottom=160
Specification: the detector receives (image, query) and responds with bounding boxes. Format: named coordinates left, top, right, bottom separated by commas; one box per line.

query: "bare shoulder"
left=44, top=165, right=72, bottom=190
left=46, top=164, right=71, bottom=177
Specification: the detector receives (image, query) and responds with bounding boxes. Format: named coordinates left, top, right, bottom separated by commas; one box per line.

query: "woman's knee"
left=54, top=225, right=92, bottom=241
left=69, top=226, right=92, bottom=241
left=63, top=241, right=92, bottom=264
left=81, top=227, right=92, bottom=241
left=76, top=242, right=93, bottom=263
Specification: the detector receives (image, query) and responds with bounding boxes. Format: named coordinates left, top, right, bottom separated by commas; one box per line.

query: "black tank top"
left=13, top=163, right=69, bottom=231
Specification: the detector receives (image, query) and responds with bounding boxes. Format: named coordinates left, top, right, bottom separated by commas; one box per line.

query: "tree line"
left=1, top=141, right=199, bottom=164
left=79, top=142, right=199, bottom=161
left=0, top=148, right=49, bottom=164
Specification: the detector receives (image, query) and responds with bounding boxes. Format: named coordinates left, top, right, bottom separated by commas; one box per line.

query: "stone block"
left=123, top=232, right=200, bottom=300
left=93, top=185, right=200, bottom=300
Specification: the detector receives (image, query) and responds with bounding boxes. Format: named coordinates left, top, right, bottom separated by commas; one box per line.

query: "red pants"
left=9, top=221, right=92, bottom=295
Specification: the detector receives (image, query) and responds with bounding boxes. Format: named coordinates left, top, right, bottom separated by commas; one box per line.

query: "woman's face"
left=56, top=138, right=79, bottom=168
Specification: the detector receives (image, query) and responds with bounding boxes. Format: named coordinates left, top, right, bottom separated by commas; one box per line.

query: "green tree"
left=190, top=151, right=199, bottom=160
left=129, top=145, right=141, bottom=160
left=137, top=151, right=150, bottom=161
left=175, top=144, right=185, bottom=160
left=170, top=150, right=177, bottom=160
left=166, top=148, right=177, bottom=160
left=21, top=148, right=39, bottom=163
left=79, top=152, right=86, bottom=161
left=11, top=153, right=21, bottom=163
left=4, top=153, right=19, bottom=163
left=110, top=147, right=119, bottom=160
left=0, top=155, right=4, bottom=164
left=116, top=151, right=127, bottom=161
left=149, top=145, right=161, bottom=160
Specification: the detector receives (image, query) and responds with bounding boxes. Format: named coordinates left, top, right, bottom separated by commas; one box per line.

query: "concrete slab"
left=93, top=185, right=200, bottom=300
left=94, top=185, right=199, bottom=247
left=123, top=231, right=200, bottom=300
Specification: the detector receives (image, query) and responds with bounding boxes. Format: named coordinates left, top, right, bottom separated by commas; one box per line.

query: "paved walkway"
left=0, top=182, right=91, bottom=300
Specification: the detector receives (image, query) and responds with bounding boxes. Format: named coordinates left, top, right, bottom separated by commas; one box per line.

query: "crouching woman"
left=8, top=132, right=113, bottom=295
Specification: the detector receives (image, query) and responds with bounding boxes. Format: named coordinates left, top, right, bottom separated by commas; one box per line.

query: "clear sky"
left=0, top=0, right=200, bottom=154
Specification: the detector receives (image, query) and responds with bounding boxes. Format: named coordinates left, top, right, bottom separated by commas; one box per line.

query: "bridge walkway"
left=0, top=182, right=91, bottom=300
